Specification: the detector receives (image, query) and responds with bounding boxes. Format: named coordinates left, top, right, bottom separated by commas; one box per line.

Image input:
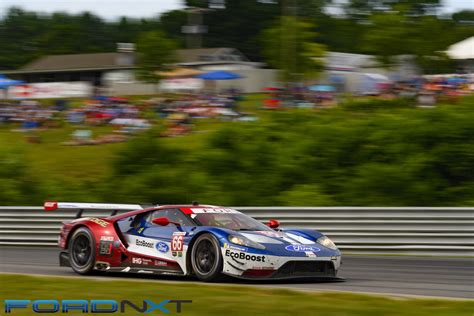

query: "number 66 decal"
left=172, top=234, right=184, bottom=251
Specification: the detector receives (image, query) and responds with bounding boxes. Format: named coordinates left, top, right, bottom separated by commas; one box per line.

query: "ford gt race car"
left=46, top=202, right=341, bottom=281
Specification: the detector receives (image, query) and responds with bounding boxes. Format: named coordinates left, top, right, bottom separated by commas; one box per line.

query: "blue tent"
left=308, top=84, right=335, bottom=92
left=0, top=74, right=24, bottom=88
left=195, top=70, right=242, bottom=80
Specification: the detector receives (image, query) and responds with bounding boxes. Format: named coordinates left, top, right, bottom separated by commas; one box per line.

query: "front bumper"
left=222, top=247, right=341, bottom=279
left=271, top=260, right=336, bottom=278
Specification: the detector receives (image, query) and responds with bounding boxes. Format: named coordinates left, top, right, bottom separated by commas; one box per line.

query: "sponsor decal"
left=154, top=260, right=167, bottom=267
left=305, top=251, right=317, bottom=258
left=90, top=218, right=109, bottom=227
left=132, top=257, right=153, bottom=266
left=100, top=236, right=114, bottom=241
left=136, top=239, right=154, bottom=248
left=250, top=266, right=274, bottom=270
left=43, top=201, right=58, bottom=211
left=132, top=257, right=142, bottom=265
left=99, top=241, right=113, bottom=255
left=156, top=242, right=169, bottom=253
left=223, top=243, right=247, bottom=252
left=171, top=233, right=184, bottom=252
left=190, top=208, right=239, bottom=214
left=285, top=245, right=321, bottom=252
left=225, top=250, right=266, bottom=262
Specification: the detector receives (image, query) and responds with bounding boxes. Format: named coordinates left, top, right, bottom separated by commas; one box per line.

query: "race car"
left=46, top=201, right=341, bottom=281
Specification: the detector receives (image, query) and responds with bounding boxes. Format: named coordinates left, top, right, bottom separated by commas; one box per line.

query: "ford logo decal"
left=156, top=242, right=169, bottom=253
left=285, top=245, right=320, bottom=252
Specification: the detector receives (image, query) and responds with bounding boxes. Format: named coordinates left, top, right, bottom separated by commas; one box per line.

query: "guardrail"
left=1, top=206, right=473, bottom=256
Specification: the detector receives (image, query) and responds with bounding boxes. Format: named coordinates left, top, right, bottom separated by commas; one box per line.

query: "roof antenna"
left=192, top=201, right=199, bottom=206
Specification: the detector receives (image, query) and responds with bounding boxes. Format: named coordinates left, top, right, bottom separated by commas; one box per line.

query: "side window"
left=148, top=209, right=193, bottom=227
left=117, top=215, right=136, bottom=233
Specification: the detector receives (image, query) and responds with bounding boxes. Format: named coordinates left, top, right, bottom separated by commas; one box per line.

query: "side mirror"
left=267, top=219, right=280, bottom=229
left=152, top=217, right=170, bottom=226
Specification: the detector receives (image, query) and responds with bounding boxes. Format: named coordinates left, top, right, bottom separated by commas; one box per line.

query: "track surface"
left=1, top=247, right=473, bottom=299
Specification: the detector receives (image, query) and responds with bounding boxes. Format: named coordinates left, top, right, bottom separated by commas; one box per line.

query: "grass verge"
left=0, top=274, right=472, bottom=316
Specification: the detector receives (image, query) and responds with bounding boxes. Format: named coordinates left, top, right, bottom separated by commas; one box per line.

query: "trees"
left=362, top=11, right=470, bottom=73
left=261, top=16, right=326, bottom=82
left=0, top=4, right=471, bottom=73
left=135, top=30, right=178, bottom=87
left=362, top=13, right=411, bottom=67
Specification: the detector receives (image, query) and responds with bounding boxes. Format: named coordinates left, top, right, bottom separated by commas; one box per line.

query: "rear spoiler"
left=44, top=201, right=143, bottom=218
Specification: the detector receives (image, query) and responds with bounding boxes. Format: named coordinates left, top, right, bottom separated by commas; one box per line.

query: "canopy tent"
left=157, top=67, right=203, bottom=78
left=446, top=37, right=474, bottom=60
left=308, top=84, right=335, bottom=92
left=195, top=70, right=242, bottom=80
left=0, top=74, right=24, bottom=88
left=358, top=73, right=391, bottom=94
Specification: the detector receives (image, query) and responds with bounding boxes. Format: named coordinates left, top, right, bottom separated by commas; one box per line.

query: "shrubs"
left=103, top=96, right=474, bottom=206
left=3, top=96, right=474, bottom=206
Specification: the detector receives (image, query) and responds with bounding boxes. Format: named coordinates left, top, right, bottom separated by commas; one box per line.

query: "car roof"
left=155, top=204, right=220, bottom=209
left=108, top=204, right=225, bottom=221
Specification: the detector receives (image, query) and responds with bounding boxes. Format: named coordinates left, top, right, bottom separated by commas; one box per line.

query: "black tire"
left=190, top=234, right=223, bottom=282
left=68, top=227, right=96, bottom=275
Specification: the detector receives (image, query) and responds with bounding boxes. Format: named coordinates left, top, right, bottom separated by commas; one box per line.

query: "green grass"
left=0, top=94, right=266, bottom=181
left=0, top=124, right=124, bottom=180
left=1, top=274, right=472, bottom=316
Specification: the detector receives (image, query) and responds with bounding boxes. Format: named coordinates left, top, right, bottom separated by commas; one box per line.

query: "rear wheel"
left=68, top=227, right=96, bottom=274
left=191, top=234, right=223, bottom=282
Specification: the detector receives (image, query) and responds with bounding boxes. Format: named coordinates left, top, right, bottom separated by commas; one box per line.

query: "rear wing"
left=44, top=201, right=143, bottom=218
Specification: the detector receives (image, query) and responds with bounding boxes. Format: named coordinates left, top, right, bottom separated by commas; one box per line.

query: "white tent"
left=446, top=37, right=474, bottom=60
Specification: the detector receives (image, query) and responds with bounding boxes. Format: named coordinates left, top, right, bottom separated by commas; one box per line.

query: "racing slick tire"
left=68, top=227, right=96, bottom=275
left=191, top=234, right=224, bottom=282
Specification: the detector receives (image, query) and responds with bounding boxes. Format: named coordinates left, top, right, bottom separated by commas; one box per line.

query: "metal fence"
left=1, top=206, right=473, bottom=256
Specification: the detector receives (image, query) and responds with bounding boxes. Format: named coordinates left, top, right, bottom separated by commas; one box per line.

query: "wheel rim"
left=72, top=235, right=91, bottom=267
left=194, top=239, right=216, bottom=275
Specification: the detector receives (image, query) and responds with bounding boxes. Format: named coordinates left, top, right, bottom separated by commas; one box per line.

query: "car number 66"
left=172, top=235, right=184, bottom=251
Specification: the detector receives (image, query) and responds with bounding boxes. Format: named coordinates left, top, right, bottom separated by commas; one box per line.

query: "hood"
left=237, top=230, right=338, bottom=257
left=239, top=230, right=314, bottom=245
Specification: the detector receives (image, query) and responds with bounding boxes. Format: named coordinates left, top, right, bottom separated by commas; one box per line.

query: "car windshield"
left=193, top=213, right=272, bottom=231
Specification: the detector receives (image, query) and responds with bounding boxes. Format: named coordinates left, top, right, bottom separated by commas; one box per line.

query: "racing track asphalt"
left=0, top=247, right=473, bottom=299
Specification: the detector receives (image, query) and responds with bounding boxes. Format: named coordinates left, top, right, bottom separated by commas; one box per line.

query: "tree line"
left=0, top=2, right=473, bottom=73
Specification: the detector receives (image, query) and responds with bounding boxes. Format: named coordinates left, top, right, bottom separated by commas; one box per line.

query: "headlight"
left=317, top=236, right=337, bottom=250
left=228, top=235, right=265, bottom=250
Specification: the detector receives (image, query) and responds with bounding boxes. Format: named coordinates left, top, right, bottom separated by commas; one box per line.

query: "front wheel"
left=68, top=227, right=96, bottom=274
left=191, top=234, right=223, bottom=282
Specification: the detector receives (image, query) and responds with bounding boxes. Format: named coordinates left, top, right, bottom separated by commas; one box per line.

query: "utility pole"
left=182, top=8, right=209, bottom=49
left=280, top=0, right=298, bottom=83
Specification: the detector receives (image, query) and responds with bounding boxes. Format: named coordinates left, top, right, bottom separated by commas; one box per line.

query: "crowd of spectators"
left=0, top=100, right=57, bottom=128
left=0, top=77, right=472, bottom=144
left=262, top=75, right=473, bottom=109
left=0, top=91, right=255, bottom=144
